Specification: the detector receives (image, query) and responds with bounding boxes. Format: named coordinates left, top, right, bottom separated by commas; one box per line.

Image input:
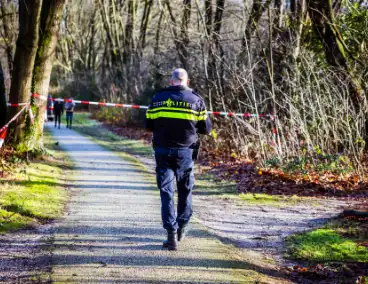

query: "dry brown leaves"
left=199, top=146, right=368, bottom=199
left=98, top=123, right=368, bottom=199
left=284, top=263, right=368, bottom=284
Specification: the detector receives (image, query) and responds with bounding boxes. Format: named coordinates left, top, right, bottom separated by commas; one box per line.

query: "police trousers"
left=154, top=147, right=194, bottom=233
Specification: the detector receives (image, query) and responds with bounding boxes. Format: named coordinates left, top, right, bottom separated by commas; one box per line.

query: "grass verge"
left=72, top=113, right=153, bottom=156
left=72, top=113, right=155, bottom=184
left=72, top=113, right=309, bottom=206
left=286, top=219, right=368, bottom=263
left=0, top=130, right=69, bottom=234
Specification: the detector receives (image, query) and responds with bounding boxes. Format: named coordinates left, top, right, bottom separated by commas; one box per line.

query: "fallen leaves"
left=96, top=121, right=368, bottom=200
left=284, top=263, right=368, bottom=284
left=199, top=147, right=368, bottom=199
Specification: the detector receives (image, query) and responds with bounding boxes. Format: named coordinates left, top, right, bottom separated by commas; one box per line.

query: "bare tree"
left=31, top=0, right=66, bottom=147
left=8, top=0, right=42, bottom=145
left=306, top=0, right=365, bottom=111
left=0, top=1, right=16, bottom=80
left=242, top=0, right=272, bottom=48
left=0, top=61, right=6, bottom=128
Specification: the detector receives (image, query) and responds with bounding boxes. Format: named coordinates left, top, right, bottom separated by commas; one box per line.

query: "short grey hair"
left=171, top=68, right=188, bottom=84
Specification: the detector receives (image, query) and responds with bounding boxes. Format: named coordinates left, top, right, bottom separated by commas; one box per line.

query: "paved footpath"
left=46, top=124, right=287, bottom=284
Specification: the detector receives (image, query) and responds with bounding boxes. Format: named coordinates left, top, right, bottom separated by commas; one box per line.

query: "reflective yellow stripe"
left=147, top=107, right=207, bottom=115
left=146, top=111, right=207, bottom=121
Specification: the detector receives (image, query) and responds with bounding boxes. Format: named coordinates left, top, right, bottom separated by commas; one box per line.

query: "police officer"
left=145, top=68, right=212, bottom=251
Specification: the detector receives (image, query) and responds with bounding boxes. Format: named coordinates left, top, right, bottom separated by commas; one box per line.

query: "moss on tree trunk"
left=31, top=0, right=66, bottom=149
left=0, top=61, right=6, bottom=129
left=8, top=0, right=42, bottom=147
left=306, top=0, right=365, bottom=112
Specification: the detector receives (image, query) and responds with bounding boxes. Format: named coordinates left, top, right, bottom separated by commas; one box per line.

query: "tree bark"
left=293, top=0, right=306, bottom=61
left=139, top=0, right=153, bottom=50
left=211, top=0, right=225, bottom=90
left=154, top=9, right=164, bottom=54
left=154, top=9, right=165, bottom=54
left=0, top=61, right=6, bottom=129
left=181, top=0, right=192, bottom=49
left=166, top=1, right=188, bottom=69
left=242, top=0, right=272, bottom=48
left=32, top=0, right=66, bottom=147
left=8, top=0, right=42, bottom=145
left=205, top=0, right=212, bottom=36
left=274, top=0, right=285, bottom=29
left=0, top=1, right=15, bottom=80
left=306, top=0, right=365, bottom=111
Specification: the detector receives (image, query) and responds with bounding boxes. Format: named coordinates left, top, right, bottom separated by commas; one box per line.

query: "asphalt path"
left=46, top=123, right=279, bottom=283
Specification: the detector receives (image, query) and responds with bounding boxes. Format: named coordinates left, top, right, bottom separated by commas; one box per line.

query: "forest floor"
left=0, top=130, right=70, bottom=282
left=0, top=113, right=366, bottom=283
left=44, top=122, right=289, bottom=283
left=71, top=113, right=368, bottom=283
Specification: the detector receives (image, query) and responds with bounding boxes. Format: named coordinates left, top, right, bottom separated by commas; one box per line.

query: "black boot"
left=178, top=225, right=189, bottom=242
left=162, top=231, right=178, bottom=251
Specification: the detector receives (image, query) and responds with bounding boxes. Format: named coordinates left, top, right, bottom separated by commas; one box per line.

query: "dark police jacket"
left=145, top=85, right=212, bottom=148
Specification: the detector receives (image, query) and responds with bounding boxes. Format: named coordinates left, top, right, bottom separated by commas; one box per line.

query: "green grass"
left=72, top=113, right=311, bottom=206
left=286, top=224, right=368, bottom=263
left=0, top=131, right=69, bottom=234
left=73, top=113, right=153, bottom=156
left=239, top=193, right=303, bottom=205
left=72, top=113, right=155, bottom=183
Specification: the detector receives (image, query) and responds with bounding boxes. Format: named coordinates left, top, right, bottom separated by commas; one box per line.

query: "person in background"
left=65, top=97, right=76, bottom=129
left=53, top=99, right=64, bottom=129
left=47, top=94, right=54, bottom=121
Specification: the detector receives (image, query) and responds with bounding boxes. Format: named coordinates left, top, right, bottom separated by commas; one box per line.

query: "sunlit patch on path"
left=46, top=123, right=288, bottom=283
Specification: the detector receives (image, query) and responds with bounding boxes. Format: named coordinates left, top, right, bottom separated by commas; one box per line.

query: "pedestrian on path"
left=145, top=68, right=212, bottom=251
left=53, top=100, right=64, bottom=129
left=65, top=97, right=75, bottom=129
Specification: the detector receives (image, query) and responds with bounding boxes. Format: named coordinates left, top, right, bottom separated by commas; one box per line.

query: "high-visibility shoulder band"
left=147, top=106, right=206, bottom=115
left=146, top=111, right=207, bottom=121
left=147, top=108, right=208, bottom=119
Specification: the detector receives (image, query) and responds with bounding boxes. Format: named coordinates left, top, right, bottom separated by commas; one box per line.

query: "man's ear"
left=170, top=80, right=174, bottom=86
left=187, top=80, right=190, bottom=86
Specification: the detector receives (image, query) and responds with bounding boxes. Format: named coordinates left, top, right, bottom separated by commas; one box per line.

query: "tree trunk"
left=205, top=0, right=212, bottom=36
left=274, top=0, right=285, bottom=29
left=0, top=1, right=15, bottom=80
left=154, top=9, right=164, bottom=54
left=181, top=0, right=192, bottom=50
left=0, top=61, right=6, bottom=129
left=306, top=0, right=365, bottom=111
left=293, top=0, right=306, bottom=61
left=242, top=0, right=272, bottom=48
left=139, top=0, right=153, bottom=50
left=8, top=0, right=42, bottom=145
left=166, top=1, right=188, bottom=69
left=124, top=0, right=138, bottom=102
left=207, top=0, right=225, bottom=94
left=32, top=0, right=66, bottom=147
left=290, top=0, right=297, bottom=16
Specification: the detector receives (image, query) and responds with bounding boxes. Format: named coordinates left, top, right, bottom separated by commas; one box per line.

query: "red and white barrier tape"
left=0, top=105, right=29, bottom=133
left=0, top=127, right=6, bottom=148
left=8, top=93, right=276, bottom=119
left=0, top=105, right=29, bottom=148
left=7, top=102, right=29, bottom=107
